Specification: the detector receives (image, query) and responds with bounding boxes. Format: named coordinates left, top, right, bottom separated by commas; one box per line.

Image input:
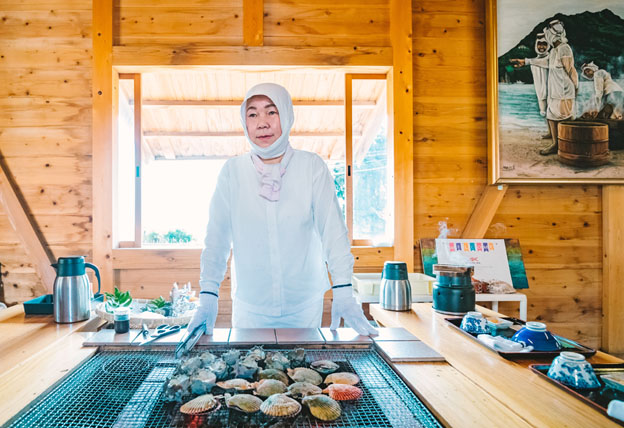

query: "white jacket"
left=199, top=149, right=353, bottom=317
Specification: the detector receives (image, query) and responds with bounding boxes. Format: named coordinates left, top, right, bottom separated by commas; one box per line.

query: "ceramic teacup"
left=460, top=311, right=489, bottom=334
left=511, top=321, right=561, bottom=352
left=547, top=352, right=601, bottom=390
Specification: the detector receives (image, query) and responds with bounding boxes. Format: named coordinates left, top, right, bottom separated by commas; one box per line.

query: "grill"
left=4, top=347, right=441, bottom=428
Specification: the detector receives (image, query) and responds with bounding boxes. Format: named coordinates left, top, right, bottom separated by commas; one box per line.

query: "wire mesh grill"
left=4, top=347, right=441, bottom=428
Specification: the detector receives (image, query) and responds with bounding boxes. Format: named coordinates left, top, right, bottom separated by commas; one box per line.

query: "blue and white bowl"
left=511, top=321, right=561, bottom=352
left=547, top=352, right=601, bottom=390
left=460, top=311, right=489, bottom=334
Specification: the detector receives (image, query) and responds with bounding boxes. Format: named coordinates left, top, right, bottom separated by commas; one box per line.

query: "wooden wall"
left=0, top=0, right=604, bottom=348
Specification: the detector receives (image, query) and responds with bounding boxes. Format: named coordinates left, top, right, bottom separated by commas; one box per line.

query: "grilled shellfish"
left=310, top=359, right=339, bottom=375
left=324, top=372, right=360, bottom=386
left=322, top=383, right=363, bottom=401
left=302, top=394, right=341, bottom=421
left=260, top=393, right=302, bottom=418
left=224, top=393, right=263, bottom=414
left=286, top=381, right=322, bottom=399
left=190, top=368, right=217, bottom=395
left=180, top=394, right=220, bottom=415
left=253, top=378, right=287, bottom=397
left=216, top=378, right=255, bottom=391
left=287, top=367, right=322, bottom=385
left=258, top=368, right=289, bottom=385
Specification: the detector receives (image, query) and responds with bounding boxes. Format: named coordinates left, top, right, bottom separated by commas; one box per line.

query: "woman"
left=581, top=62, right=623, bottom=119
left=187, top=83, right=377, bottom=336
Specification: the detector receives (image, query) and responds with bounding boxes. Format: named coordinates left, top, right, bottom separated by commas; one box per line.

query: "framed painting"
left=486, top=0, right=624, bottom=183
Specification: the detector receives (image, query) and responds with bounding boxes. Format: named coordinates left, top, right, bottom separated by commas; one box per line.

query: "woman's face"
left=583, top=68, right=595, bottom=79
left=245, top=95, right=282, bottom=148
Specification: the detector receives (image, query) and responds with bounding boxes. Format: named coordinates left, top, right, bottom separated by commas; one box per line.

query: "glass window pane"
left=116, top=79, right=135, bottom=242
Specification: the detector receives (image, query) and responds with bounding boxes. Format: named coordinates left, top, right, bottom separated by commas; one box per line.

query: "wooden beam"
left=133, top=74, right=142, bottom=247
left=243, top=0, right=263, bottom=47
left=113, top=46, right=393, bottom=67
left=390, top=0, right=414, bottom=271
left=345, top=74, right=354, bottom=243
left=93, top=0, right=114, bottom=293
left=462, top=185, right=508, bottom=239
left=137, top=99, right=376, bottom=107
left=0, top=157, right=56, bottom=293
left=602, top=185, right=624, bottom=353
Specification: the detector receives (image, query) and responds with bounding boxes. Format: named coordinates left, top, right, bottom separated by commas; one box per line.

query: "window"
left=114, top=68, right=393, bottom=248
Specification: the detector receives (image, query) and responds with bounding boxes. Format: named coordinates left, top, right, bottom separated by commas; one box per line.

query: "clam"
left=224, top=393, right=263, bottom=414
left=264, top=351, right=291, bottom=371
left=245, top=345, right=266, bottom=362
left=207, top=358, right=228, bottom=380
left=258, top=368, right=289, bottom=385
left=322, top=383, right=363, bottom=401
left=216, top=378, right=255, bottom=391
left=179, top=356, right=203, bottom=375
left=260, top=393, right=302, bottom=418
left=190, top=368, right=217, bottom=395
left=222, top=349, right=241, bottom=366
left=302, top=394, right=341, bottom=421
left=287, top=348, right=306, bottom=367
left=287, top=367, right=322, bottom=385
left=199, top=351, right=217, bottom=366
left=253, top=378, right=287, bottom=397
left=163, top=374, right=190, bottom=402
left=324, top=372, right=360, bottom=386
left=286, top=381, right=322, bottom=399
left=180, top=393, right=220, bottom=415
left=310, top=359, right=339, bottom=375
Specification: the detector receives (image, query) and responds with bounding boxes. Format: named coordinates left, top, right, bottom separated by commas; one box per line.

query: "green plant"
left=104, top=287, right=132, bottom=313
left=146, top=296, right=172, bottom=314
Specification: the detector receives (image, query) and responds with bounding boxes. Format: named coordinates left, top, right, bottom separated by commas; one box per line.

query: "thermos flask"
left=379, top=261, right=412, bottom=311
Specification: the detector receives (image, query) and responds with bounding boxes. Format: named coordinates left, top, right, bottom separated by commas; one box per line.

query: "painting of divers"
left=496, top=2, right=624, bottom=180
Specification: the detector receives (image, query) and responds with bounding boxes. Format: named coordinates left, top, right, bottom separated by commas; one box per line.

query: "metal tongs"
left=175, top=324, right=206, bottom=359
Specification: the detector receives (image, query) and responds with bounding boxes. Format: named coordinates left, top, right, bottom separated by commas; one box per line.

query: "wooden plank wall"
left=0, top=0, right=604, bottom=348
left=0, top=0, right=93, bottom=302
left=412, top=0, right=602, bottom=348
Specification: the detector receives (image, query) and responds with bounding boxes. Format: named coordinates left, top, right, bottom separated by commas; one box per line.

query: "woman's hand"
left=510, top=58, right=525, bottom=68
left=187, top=292, right=218, bottom=335
left=330, top=285, right=378, bottom=336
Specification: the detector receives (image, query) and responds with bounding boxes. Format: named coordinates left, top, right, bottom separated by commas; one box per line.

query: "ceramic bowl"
left=547, top=352, right=601, bottom=390
left=460, top=311, right=489, bottom=334
left=511, top=321, right=561, bottom=352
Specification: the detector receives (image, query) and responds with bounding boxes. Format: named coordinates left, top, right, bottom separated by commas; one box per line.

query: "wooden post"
left=345, top=74, right=353, bottom=243
left=602, top=185, right=624, bottom=353
left=93, top=0, right=114, bottom=293
left=390, top=0, right=414, bottom=270
left=0, top=157, right=56, bottom=293
left=243, top=0, right=263, bottom=46
left=462, top=185, right=508, bottom=238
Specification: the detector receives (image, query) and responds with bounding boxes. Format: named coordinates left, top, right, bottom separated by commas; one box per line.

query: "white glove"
left=187, top=292, right=218, bottom=335
left=330, top=285, right=378, bottom=336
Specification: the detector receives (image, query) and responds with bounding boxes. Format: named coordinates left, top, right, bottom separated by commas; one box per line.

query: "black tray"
left=530, top=363, right=624, bottom=426
left=445, top=317, right=596, bottom=359
left=23, top=293, right=104, bottom=315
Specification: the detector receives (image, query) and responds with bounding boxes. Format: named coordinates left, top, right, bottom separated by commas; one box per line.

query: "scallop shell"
left=224, top=393, right=263, bottom=414
left=260, top=393, right=302, bottom=418
left=253, top=378, right=287, bottom=397
left=258, top=368, right=290, bottom=385
left=324, top=372, right=360, bottom=386
left=322, top=383, right=363, bottom=401
left=302, top=394, right=341, bottom=421
left=216, top=378, right=255, bottom=391
left=286, top=381, right=323, bottom=399
left=310, top=359, right=340, bottom=375
left=287, top=367, right=322, bottom=385
left=180, top=394, right=220, bottom=415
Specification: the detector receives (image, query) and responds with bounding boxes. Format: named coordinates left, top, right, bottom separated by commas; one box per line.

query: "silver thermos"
left=52, top=256, right=101, bottom=323
left=379, top=261, right=412, bottom=311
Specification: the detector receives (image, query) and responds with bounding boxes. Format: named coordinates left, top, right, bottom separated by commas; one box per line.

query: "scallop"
left=286, top=381, right=323, bottom=399
left=216, top=378, right=255, bottom=391
left=253, top=378, right=287, bottom=397
left=260, top=393, right=302, bottom=418
left=287, top=367, right=322, bottom=385
left=190, top=368, right=217, bottom=395
left=258, top=368, right=289, bottom=385
left=310, top=359, right=340, bottom=375
left=322, top=383, right=363, bottom=401
left=224, top=393, right=263, bottom=414
left=180, top=394, right=220, bottom=415
left=324, top=372, right=360, bottom=386
left=302, top=394, right=341, bottom=421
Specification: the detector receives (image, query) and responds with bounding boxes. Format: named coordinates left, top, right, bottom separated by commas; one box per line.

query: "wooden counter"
left=0, top=303, right=621, bottom=427
left=372, top=303, right=623, bottom=428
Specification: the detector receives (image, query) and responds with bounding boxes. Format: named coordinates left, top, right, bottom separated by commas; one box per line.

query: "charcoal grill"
left=3, top=346, right=441, bottom=428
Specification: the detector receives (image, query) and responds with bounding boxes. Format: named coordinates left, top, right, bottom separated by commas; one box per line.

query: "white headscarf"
left=544, top=20, right=567, bottom=46
left=240, top=83, right=294, bottom=159
left=581, top=62, right=599, bottom=80
left=534, top=33, right=549, bottom=58
left=240, top=83, right=295, bottom=201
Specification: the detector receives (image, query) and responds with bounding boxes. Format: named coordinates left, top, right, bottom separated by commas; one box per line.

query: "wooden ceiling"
left=119, top=68, right=388, bottom=162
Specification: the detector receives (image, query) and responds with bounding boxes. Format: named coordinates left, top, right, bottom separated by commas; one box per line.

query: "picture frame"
left=486, top=0, right=624, bottom=184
